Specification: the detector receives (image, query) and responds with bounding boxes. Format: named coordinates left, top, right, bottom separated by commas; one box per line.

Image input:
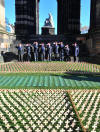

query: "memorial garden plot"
left=0, top=89, right=100, bottom=132
left=0, top=62, right=100, bottom=73
left=70, top=90, right=100, bottom=132
left=0, top=90, right=84, bottom=132
left=0, top=62, right=100, bottom=132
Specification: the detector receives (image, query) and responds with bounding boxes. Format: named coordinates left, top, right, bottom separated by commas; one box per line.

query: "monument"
left=15, top=0, right=40, bottom=41
left=57, top=0, right=80, bottom=35
left=89, top=0, right=100, bottom=52
left=42, top=13, right=55, bottom=35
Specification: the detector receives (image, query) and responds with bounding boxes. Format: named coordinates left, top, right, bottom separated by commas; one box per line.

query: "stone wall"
left=0, top=30, right=15, bottom=52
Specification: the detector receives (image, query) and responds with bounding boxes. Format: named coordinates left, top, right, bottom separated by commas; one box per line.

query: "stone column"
left=15, top=0, right=40, bottom=42
left=35, top=0, right=40, bottom=35
left=57, top=0, right=80, bottom=35
left=89, top=0, right=100, bottom=52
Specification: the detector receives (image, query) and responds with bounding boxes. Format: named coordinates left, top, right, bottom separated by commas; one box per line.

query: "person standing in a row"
left=64, top=44, right=70, bottom=61
left=41, top=43, right=45, bottom=61
left=33, top=42, right=38, bottom=61
left=25, top=44, right=31, bottom=61
left=75, top=43, right=79, bottom=62
left=59, top=42, right=64, bottom=61
left=53, top=42, right=59, bottom=61
left=47, top=43, right=52, bottom=61
left=16, top=43, right=24, bottom=62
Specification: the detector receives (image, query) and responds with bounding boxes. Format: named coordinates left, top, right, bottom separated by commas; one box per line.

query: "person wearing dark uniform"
left=47, top=43, right=52, bottom=61
left=74, top=43, right=79, bottom=62
left=70, top=44, right=75, bottom=62
left=17, top=43, right=24, bottom=62
left=33, top=42, right=38, bottom=61
left=54, top=42, right=59, bottom=61
left=59, top=42, right=64, bottom=61
left=26, top=44, right=31, bottom=61
left=64, top=44, right=70, bottom=61
left=41, top=43, right=45, bottom=61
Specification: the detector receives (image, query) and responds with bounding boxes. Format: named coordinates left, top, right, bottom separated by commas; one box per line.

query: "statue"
left=44, top=13, right=54, bottom=28
left=42, top=13, right=55, bottom=35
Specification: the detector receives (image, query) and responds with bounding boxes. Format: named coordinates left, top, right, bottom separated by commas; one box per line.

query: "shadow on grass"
left=51, top=72, right=100, bottom=84
left=0, top=72, right=100, bottom=83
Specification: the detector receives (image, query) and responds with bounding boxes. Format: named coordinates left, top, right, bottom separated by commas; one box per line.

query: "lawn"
left=0, top=74, right=100, bottom=89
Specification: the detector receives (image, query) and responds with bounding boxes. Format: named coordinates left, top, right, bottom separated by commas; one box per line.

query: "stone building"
left=0, top=0, right=15, bottom=60
left=15, top=0, right=40, bottom=41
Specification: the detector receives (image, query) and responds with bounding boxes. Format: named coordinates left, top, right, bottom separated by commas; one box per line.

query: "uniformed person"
left=40, top=43, right=45, bottom=61
left=59, top=42, right=64, bottom=61
left=33, top=42, right=38, bottom=61
left=26, top=44, right=31, bottom=61
left=47, top=43, right=52, bottom=61
left=74, top=42, right=79, bottom=62
left=64, top=44, right=70, bottom=61
left=53, top=42, right=59, bottom=61
left=17, top=43, right=24, bottom=62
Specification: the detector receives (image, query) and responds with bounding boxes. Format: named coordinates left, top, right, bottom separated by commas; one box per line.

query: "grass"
left=0, top=73, right=99, bottom=89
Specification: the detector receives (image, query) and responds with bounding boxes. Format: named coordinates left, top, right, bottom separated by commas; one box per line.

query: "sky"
left=5, top=0, right=91, bottom=34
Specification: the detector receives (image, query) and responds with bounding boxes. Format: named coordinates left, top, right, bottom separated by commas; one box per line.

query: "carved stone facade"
left=57, top=0, right=80, bottom=35
left=15, top=0, right=40, bottom=41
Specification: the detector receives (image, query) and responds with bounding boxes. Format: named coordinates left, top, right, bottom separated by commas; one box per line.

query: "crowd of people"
left=16, top=42, right=79, bottom=62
